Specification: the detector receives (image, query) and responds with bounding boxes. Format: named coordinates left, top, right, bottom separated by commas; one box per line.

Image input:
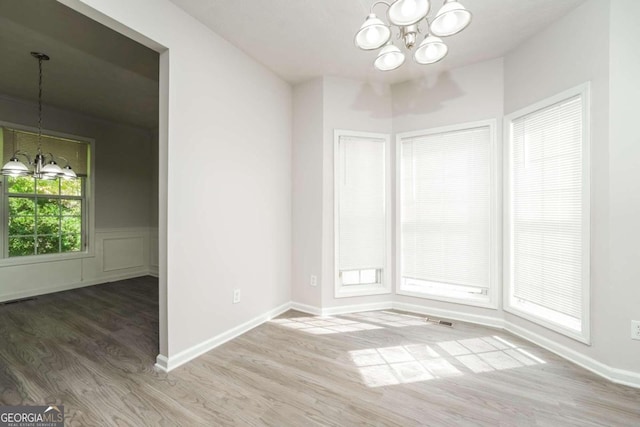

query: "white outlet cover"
left=310, top=275, right=317, bottom=286
left=233, top=289, right=241, bottom=303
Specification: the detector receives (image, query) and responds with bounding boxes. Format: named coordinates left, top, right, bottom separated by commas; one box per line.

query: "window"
left=504, top=84, right=590, bottom=343
left=334, top=130, right=391, bottom=298
left=397, top=121, right=497, bottom=307
left=1, top=125, right=91, bottom=260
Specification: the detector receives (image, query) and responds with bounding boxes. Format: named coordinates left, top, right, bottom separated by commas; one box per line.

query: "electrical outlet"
left=310, top=275, right=318, bottom=287
left=233, top=289, right=241, bottom=304
left=632, top=320, right=640, bottom=340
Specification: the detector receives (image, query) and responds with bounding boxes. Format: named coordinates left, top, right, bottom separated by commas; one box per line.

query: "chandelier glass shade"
left=387, top=0, right=431, bottom=26
left=354, top=14, right=392, bottom=50
left=374, top=43, right=406, bottom=71
left=1, top=52, right=78, bottom=180
left=430, top=0, right=472, bottom=36
left=355, top=0, right=471, bottom=71
left=414, top=35, right=448, bottom=64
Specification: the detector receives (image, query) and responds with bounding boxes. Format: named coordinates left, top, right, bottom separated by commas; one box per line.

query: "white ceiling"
left=169, top=0, right=586, bottom=85
left=0, top=0, right=159, bottom=129
left=0, top=0, right=587, bottom=130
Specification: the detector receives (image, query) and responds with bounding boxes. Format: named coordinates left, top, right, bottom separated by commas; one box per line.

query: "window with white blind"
left=397, top=121, right=497, bottom=307
left=505, top=84, right=590, bottom=343
left=334, top=130, right=391, bottom=298
left=0, top=124, right=93, bottom=264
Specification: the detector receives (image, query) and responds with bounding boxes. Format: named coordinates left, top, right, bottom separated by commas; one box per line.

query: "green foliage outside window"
left=6, top=176, right=83, bottom=257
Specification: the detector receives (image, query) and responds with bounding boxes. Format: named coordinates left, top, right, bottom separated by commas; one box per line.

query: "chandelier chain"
left=37, top=56, right=43, bottom=150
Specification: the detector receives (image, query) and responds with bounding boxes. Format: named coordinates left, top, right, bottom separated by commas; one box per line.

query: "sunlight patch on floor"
left=350, top=336, right=545, bottom=387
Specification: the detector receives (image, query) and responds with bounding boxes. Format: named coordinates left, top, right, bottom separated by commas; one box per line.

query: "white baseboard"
left=291, top=301, right=394, bottom=316
left=155, top=354, right=170, bottom=372
left=321, top=301, right=393, bottom=316
left=291, top=302, right=322, bottom=315
left=155, top=301, right=292, bottom=372
left=607, top=366, right=640, bottom=389
left=393, top=301, right=505, bottom=329
left=0, top=270, right=153, bottom=303
left=505, top=322, right=640, bottom=389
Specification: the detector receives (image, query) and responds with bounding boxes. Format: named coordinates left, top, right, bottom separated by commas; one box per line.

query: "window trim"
left=0, top=120, right=95, bottom=267
left=334, top=129, right=392, bottom=298
left=503, top=83, right=591, bottom=344
left=395, top=119, right=499, bottom=309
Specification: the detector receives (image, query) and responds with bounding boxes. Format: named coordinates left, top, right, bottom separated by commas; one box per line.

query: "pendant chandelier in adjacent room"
left=1, top=52, right=77, bottom=180
left=354, top=0, right=472, bottom=71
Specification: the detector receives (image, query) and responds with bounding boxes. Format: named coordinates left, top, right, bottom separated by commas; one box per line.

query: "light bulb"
left=414, top=35, right=447, bottom=64
left=401, top=0, right=417, bottom=18
left=384, top=55, right=394, bottom=67
left=365, top=27, right=381, bottom=44
left=442, top=12, right=459, bottom=32
left=425, top=44, right=438, bottom=58
left=388, top=0, right=430, bottom=26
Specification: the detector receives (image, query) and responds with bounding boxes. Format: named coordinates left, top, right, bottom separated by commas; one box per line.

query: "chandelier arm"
left=13, top=150, right=33, bottom=166
left=370, top=1, right=391, bottom=14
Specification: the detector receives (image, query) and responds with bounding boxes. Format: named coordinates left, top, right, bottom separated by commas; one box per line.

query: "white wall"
left=392, top=58, right=504, bottom=134
left=0, top=95, right=156, bottom=301
left=60, top=0, right=293, bottom=362
left=321, top=76, right=393, bottom=308
left=292, top=78, right=323, bottom=308
left=607, top=0, right=640, bottom=372
left=503, top=0, right=611, bottom=364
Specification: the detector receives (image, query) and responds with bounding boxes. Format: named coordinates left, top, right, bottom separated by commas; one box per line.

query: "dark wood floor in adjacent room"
left=0, top=277, right=639, bottom=426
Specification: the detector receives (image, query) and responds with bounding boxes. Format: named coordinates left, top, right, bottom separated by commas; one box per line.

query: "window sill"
left=396, top=288, right=497, bottom=310
left=0, top=250, right=94, bottom=268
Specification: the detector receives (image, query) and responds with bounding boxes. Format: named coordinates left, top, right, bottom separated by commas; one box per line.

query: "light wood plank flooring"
left=1, top=277, right=639, bottom=426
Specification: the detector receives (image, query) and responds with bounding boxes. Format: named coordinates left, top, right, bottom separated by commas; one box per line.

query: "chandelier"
left=354, top=0, right=472, bottom=71
left=1, top=52, right=77, bottom=180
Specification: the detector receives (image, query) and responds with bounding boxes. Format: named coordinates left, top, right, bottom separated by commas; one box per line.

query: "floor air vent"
left=425, top=317, right=454, bottom=327
left=1, top=297, right=37, bottom=306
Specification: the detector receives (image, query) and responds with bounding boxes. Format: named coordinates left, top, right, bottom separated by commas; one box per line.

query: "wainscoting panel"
left=0, top=227, right=158, bottom=302
left=103, top=236, right=145, bottom=272
left=0, top=259, right=83, bottom=302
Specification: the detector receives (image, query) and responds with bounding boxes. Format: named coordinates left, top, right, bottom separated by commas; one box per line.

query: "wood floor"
left=1, top=277, right=639, bottom=426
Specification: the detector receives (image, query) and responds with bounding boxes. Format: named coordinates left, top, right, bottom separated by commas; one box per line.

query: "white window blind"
left=400, top=124, right=492, bottom=301
left=507, top=91, right=588, bottom=337
left=2, top=127, right=89, bottom=176
left=337, top=135, right=386, bottom=274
